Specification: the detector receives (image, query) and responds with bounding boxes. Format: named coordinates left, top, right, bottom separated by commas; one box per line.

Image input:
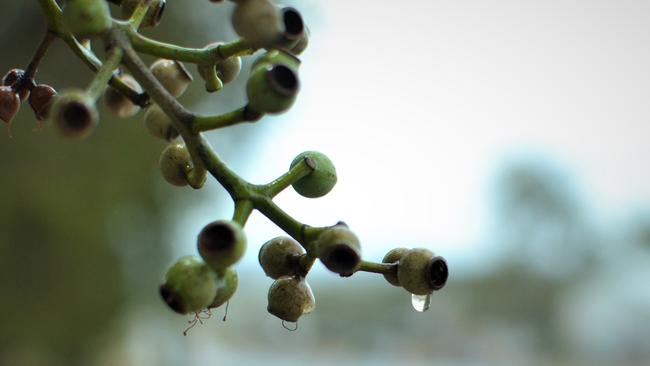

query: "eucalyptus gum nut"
left=62, top=0, right=112, bottom=38
left=29, top=84, right=57, bottom=121
left=316, top=226, right=361, bottom=275
left=246, top=64, right=299, bottom=114
left=258, top=236, right=305, bottom=279
left=0, top=86, right=20, bottom=124
left=289, top=29, right=309, bottom=56
left=267, top=276, right=315, bottom=323
left=290, top=151, right=337, bottom=198
left=397, top=249, right=449, bottom=295
left=150, top=59, right=193, bottom=98
left=252, top=49, right=301, bottom=73
left=382, top=247, right=409, bottom=287
left=215, top=56, right=242, bottom=84
left=103, top=75, right=142, bottom=118
left=144, top=104, right=179, bottom=141
left=271, top=7, right=305, bottom=50
left=49, top=89, right=99, bottom=139
left=121, top=0, right=167, bottom=27
left=209, top=267, right=238, bottom=308
left=159, top=143, right=191, bottom=186
left=198, top=220, right=247, bottom=272
left=232, top=0, right=282, bottom=48
left=159, top=256, right=219, bottom=314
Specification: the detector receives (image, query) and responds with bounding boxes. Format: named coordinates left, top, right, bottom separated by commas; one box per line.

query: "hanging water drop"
left=411, top=293, right=431, bottom=312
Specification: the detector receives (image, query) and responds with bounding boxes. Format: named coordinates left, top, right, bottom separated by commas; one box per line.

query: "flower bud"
left=198, top=220, right=247, bottom=272
left=258, top=236, right=305, bottom=279
left=316, top=226, right=361, bottom=275
left=290, top=151, right=337, bottom=198
left=159, top=256, right=219, bottom=314
left=0, top=86, right=20, bottom=124
left=49, top=89, right=99, bottom=139
left=274, top=7, right=306, bottom=50
left=150, top=59, right=193, bottom=98
left=29, top=84, right=57, bottom=121
left=397, top=249, right=449, bottom=295
left=2, top=69, right=33, bottom=102
left=216, top=56, right=242, bottom=85
left=267, top=276, right=315, bottom=323
left=159, top=143, right=191, bottom=186
left=381, top=248, right=408, bottom=287
left=246, top=64, right=299, bottom=114
left=103, top=74, right=142, bottom=118
left=121, top=0, right=166, bottom=27
left=62, top=0, right=112, bottom=38
left=288, top=27, right=309, bottom=56
left=143, top=104, right=178, bottom=141
left=232, top=0, right=282, bottom=48
left=209, top=267, right=238, bottom=309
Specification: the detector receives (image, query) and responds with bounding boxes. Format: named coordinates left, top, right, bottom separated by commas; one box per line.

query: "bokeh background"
left=1, top=0, right=650, bottom=365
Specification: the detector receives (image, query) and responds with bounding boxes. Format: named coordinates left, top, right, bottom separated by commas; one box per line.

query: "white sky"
left=182, top=0, right=650, bottom=272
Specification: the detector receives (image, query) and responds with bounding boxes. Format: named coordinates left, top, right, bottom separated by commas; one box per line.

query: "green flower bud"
left=143, top=104, right=179, bottom=141
left=397, top=249, right=449, bottom=295
left=316, top=226, right=361, bottom=275
left=288, top=27, right=309, bottom=56
left=49, top=89, right=99, bottom=139
left=290, top=151, right=337, bottom=198
left=252, top=49, right=301, bottom=73
left=246, top=64, right=299, bottom=114
left=0, top=86, right=20, bottom=124
left=232, top=0, right=282, bottom=48
left=216, top=56, right=242, bottom=85
left=158, top=143, right=190, bottom=186
left=103, top=74, right=142, bottom=118
left=209, top=267, right=238, bottom=308
left=159, top=256, right=218, bottom=314
left=198, top=220, right=247, bottom=272
left=62, top=0, right=112, bottom=38
left=121, top=0, right=166, bottom=28
left=381, top=247, right=408, bottom=287
left=150, top=59, right=193, bottom=98
left=258, top=236, right=305, bottom=279
left=267, top=276, right=315, bottom=323
left=29, top=84, right=57, bottom=121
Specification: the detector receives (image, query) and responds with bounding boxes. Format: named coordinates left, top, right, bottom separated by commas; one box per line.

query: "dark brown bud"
left=29, top=84, right=57, bottom=121
left=0, top=86, right=20, bottom=124
left=2, top=69, right=34, bottom=102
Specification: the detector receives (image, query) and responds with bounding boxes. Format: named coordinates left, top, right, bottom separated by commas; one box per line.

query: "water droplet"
left=411, top=293, right=431, bottom=312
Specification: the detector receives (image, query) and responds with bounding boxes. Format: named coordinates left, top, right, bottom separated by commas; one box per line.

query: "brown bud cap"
left=2, top=69, right=34, bottom=102
left=0, top=86, right=21, bottom=124
left=29, top=84, right=57, bottom=121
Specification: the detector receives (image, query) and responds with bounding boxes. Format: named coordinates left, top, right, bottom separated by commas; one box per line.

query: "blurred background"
left=1, top=0, right=649, bottom=365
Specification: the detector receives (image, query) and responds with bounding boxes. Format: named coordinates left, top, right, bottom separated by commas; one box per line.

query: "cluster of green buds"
left=8, top=0, right=448, bottom=330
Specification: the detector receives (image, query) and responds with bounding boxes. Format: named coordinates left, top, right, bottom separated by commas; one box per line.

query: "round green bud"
left=158, top=143, right=190, bottom=186
left=150, top=59, right=193, bottom=98
left=316, top=226, right=361, bottom=275
left=143, top=104, right=179, bottom=141
left=232, top=0, right=282, bottom=48
left=198, top=220, right=247, bottom=272
left=62, top=0, right=112, bottom=39
left=29, top=84, right=57, bottom=121
left=397, top=249, right=449, bottom=295
left=258, top=236, right=305, bottom=279
left=121, top=0, right=166, bottom=28
left=381, top=247, right=409, bottom=287
left=290, top=151, right=337, bottom=198
left=0, top=86, right=20, bottom=124
left=49, top=89, right=99, bottom=139
left=252, top=49, right=301, bottom=73
left=159, top=256, right=219, bottom=314
left=209, top=267, right=238, bottom=308
left=246, top=64, right=299, bottom=114
left=267, top=276, right=315, bottom=323
left=103, top=74, right=142, bottom=118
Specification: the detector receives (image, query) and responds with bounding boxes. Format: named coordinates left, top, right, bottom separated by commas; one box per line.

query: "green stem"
left=262, top=157, right=314, bottom=198
left=86, top=48, right=124, bottom=102
left=357, top=261, right=396, bottom=275
left=37, top=0, right=64, bottom=34
left=192, top=106, right=261, bottom=133
left=232, top=200, right=254, bottom=226
left=129, top=0, right=154, bottom=29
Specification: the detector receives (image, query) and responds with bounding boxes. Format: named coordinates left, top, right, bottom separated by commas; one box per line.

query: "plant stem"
left=232, top=200, right=254, bottom=226
left=86, top=48, right=124, bottom=101
left=262, top=157, right=314, bottom=198
left=357, top=261, right=396, bottom=275
left=192, top=107, right=260, bottom=133
left=24, top=31, right=56, bottom=80
left=129, top=0, right=153, bottom=29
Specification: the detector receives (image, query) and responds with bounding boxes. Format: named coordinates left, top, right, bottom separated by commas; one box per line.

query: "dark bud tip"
left=2, top=69, right=32, bottom=102
left=199, top=221, right=238, bottom=253
left=0, top=86, right=21, bottom=124
left=267, top=64, right=299, bottom=97
left=322, top=244, right=361, bottom=275
left=159, top=284, right=186, bottom=314
left=426, top=256, right=449, bottom=291
left=29, top=84, right=57, bottom=121
left=281, top=7, right=304, bottom=41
